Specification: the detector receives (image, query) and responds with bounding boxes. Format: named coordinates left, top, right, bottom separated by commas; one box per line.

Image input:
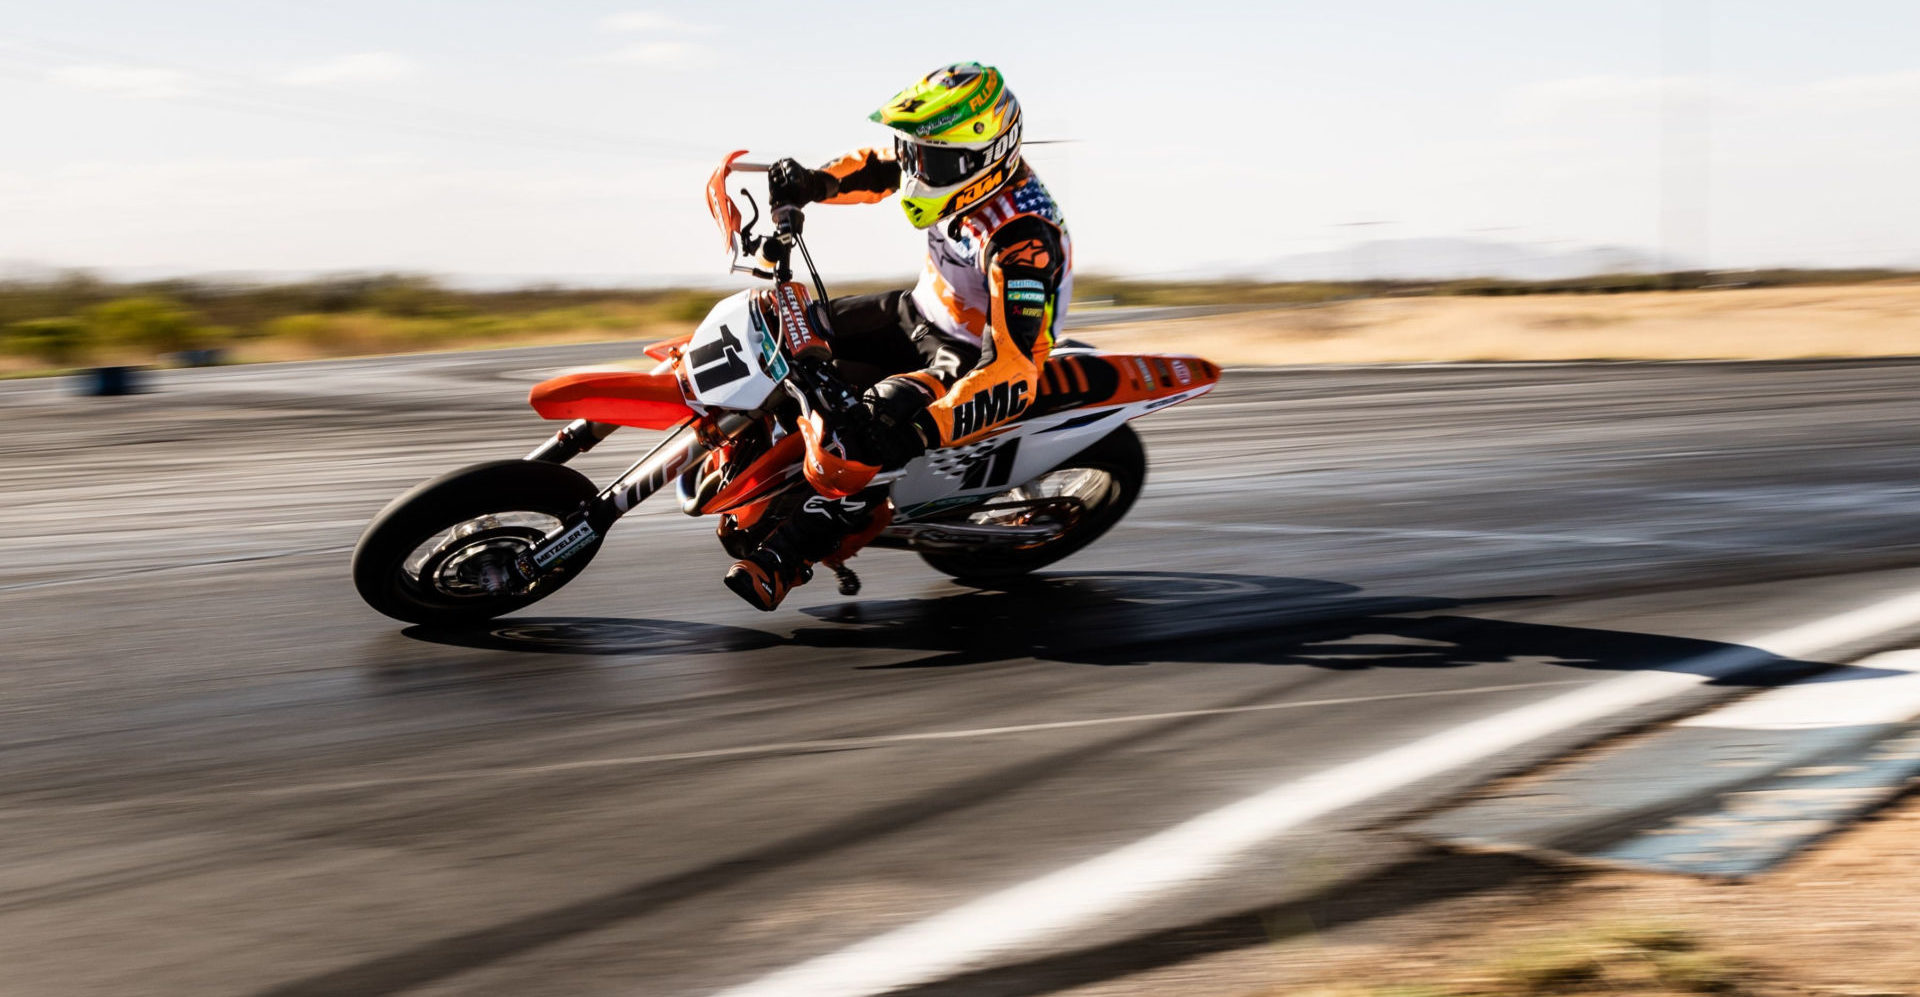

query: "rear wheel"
left=916, top=425, right=1146, bottom=580
left=352, top=460, right=602, bottom=626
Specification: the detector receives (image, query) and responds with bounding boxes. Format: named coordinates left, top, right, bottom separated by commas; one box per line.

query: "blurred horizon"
left=0, top=233, right=1721, bottom=291
left=4, top=1, right=1919, bottom=285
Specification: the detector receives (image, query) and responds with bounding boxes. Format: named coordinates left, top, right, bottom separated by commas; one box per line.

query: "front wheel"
left=352, top=460, right=603, bottom=626
left=917, top=425, right=1146, bottom=580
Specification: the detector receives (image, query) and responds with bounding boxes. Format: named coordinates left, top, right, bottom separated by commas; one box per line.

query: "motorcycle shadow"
left=790, top=570, right=1869, bottom=685
left=402, top=616, right=783, bottom=657
left=405, top=570, right=1868, bottom=687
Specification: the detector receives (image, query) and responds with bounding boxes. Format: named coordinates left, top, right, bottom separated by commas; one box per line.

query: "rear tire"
left=916, top=425, right=1146, bottom=580
left=352, top=460, right=603, bottom=626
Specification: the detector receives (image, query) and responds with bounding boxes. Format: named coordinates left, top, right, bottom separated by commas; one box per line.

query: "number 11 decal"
left=689, top=325, right=749, bottom=392
left=961, top=438, right=1021, bottom=490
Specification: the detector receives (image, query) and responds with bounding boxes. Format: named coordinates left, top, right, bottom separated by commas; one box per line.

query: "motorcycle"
left=351, top=151, right=1220, bottom=626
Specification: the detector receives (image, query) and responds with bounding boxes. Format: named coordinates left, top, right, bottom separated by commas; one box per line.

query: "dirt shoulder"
left=1050, top=788, right=1920, bottom=997
left=1072, top=284, right=1920, bottom=366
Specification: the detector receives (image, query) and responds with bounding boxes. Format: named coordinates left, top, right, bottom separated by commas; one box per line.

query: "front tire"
left=917, top=425, right=1146, bottom=580
left=352, top=460, right=603, bottom=626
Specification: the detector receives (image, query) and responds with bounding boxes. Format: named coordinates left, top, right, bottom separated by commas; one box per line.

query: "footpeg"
left=827, top=562, right=861, bottom=596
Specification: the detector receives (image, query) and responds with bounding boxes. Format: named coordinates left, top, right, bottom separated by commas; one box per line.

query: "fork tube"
left=525, top=419, right=619, bottom=463
left=586, top=414, right=753, bottom=531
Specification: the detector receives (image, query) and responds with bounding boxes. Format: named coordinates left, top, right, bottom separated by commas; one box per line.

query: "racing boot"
left=722, top=489, right=885, bottom=611
left=723, top=540, right=813, bottom=612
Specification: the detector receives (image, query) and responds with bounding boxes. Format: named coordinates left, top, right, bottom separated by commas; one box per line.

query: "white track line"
left=0, top=680, right=1586, bottom=818
left=711, top=586, right=1920, bottom=997
left=1679, top=648, right=1920, bottom=730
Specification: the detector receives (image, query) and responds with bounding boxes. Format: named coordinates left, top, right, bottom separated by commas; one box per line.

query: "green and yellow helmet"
left=872, top=62, right=1023, bottom=229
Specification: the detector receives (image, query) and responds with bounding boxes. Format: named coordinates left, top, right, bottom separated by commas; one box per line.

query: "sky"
left=2, top=0, right=1917, bottom=284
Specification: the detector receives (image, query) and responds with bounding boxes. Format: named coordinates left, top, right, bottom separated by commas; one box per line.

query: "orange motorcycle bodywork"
left=527, top=370, right=695, bottom=430
left=701, top=431, right=807, bottom=515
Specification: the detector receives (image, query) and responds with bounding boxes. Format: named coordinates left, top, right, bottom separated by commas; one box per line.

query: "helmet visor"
left=894, top=136, right=987, bottom=188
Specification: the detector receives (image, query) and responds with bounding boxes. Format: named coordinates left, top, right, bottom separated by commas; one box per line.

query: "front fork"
left=510, top=414, right=754, bottom=583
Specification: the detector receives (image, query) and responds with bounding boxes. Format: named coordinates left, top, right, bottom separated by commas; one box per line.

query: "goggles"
left=894, top=136, right=991, bottom=188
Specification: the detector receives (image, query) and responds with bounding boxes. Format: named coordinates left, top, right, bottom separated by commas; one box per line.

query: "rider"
left=724, top=61, right=1073, bottom=611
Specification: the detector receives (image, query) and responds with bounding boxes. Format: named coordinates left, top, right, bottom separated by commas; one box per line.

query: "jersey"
left=816, top=148, right=1072, bottom=447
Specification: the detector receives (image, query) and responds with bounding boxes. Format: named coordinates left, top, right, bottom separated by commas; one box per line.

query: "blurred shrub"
left=363, top=277, right=465, bottom=318
left=2, top=317, right=91, bottom=367
left=264, top=314, right=336, bottom=348
left=85, top=297, right=206, bottom=353
left=1072, top=275, right=1371, bottom=307
left=660, top=290, right=724, bottom=323
left=0, top=273, right=112, bottom=329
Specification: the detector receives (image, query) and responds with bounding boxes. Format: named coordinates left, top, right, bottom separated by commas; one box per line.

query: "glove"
left=768, top=158, right=834, bottom=208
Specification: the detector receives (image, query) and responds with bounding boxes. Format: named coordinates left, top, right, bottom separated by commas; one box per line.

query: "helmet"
left=871, top=62, right=1022, bottom=229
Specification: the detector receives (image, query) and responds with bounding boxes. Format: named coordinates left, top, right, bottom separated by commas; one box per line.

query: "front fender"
left=528, top=370, right=695, bottom=429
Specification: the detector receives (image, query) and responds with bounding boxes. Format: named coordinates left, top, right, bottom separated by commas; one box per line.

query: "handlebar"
left=711, top=149, right=836, bottom=348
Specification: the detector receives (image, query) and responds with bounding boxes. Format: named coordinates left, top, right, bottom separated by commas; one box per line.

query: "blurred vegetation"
left=1, top=266, right=1913, bottom=374
left=1073, top=275, right=1379, bottom=307
left=1074, top=267, right=1920, bottom=307
left=0, top=272, right=725, bottom=373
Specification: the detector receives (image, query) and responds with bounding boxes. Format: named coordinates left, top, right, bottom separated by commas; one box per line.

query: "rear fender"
left=528, top=370, right=696, bottom=430
left=1030, top=352, right=1220, bottom=418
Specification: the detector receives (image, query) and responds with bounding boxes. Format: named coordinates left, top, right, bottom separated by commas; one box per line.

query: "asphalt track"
left=3, top=341, right=1920, bottom=996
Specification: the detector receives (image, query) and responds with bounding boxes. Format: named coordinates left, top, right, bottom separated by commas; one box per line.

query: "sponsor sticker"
left=947, top=164, right=1010, bottom=216
left=775, top=284, right=812, bottom=355
left=999, top=238, right=1052, bottom=269
left=532, top=520, right=597, bottom=568
left=750, top=314, right=789, bottom=380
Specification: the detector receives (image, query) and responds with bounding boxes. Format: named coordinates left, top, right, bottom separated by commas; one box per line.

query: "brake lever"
left=736, top=187, right=762, bottom=251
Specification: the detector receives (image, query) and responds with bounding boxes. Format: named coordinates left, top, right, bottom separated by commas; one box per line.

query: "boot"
left=724, top=541, right=813, bottom=611
left=722, top=488, right=884, bottom=611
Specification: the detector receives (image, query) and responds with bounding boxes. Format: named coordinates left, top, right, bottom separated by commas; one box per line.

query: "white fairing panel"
left=683, top=290, right=787, bottom=413
left=887, top=376, right=1213, bottom=520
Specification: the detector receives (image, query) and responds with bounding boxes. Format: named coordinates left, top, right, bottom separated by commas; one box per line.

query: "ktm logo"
left=947, top=165, right=1008, bottom=215
left=999, top=239, right=1052, bottom=269
left=948, top=380, right=1030, bottom=440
